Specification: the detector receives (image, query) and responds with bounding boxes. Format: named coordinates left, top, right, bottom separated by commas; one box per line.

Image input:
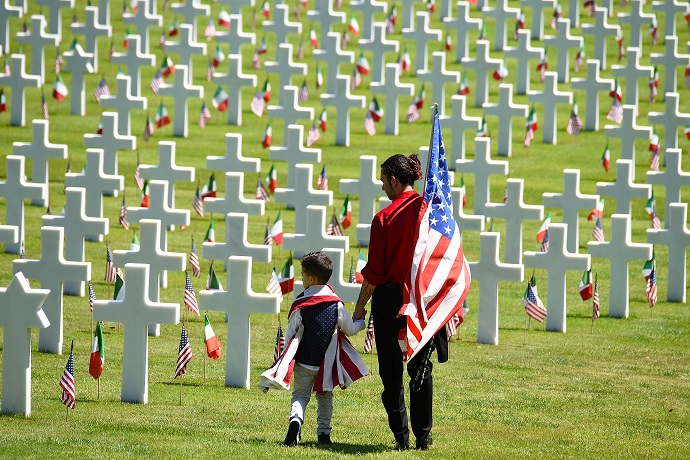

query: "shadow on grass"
left=249, top=439, right=389, bottom=454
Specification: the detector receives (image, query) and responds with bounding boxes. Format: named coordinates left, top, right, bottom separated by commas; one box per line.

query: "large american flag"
left=400, top=109, right=471, bottom=361
left=175, top=325, right=193, bottom=378
left=60, top=345, right=76, bottom=409
left=184, top=272, right=200, bottom=316
left=105, top=247, right=116, bottom=281
left=190, top=238, right=201, bottom=278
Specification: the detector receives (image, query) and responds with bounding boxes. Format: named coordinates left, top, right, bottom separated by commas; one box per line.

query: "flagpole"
left=424, top=103, right=439, bottom=186
left=97, top=376, right=100, bottom=400
left=523, top=315, right=528, bottom=346
left=591, top=274, right=597, bottom=334
left=179, top=375, right=183, bottom=406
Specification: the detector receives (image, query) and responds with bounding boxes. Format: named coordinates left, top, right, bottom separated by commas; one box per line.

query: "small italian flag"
left=459, top=176, right=467, bottom=207
left=278, top=255, right=294, bottom=294
left=261, top=78, right=271, bottom=102
left=206, top=262, right=224, bottom=290
left=349, top=15, right=359, bottom=36
left=319, top=108, right=327, bottom=132
left=140, top=179, right=149, bottom=207
left=339, top=195, right=352, bottom=229
left=261, top=121, right=272, bottom=148
left=271, top=211, right=283, bottom=245
left=88, top=322, right=104, bottom=379
left=357, top=52, right=370, bottom=76
left=218, top=7, right=230, bottom=27
left=477, top=118, right=488, bottom=137
left=204, top=217, right=215, bottom=242
left=204, top=313, right=222, bottom=360
left=130, top=232, right=140, bottom=251
left=355, top=249, right=366, bottom=283
left=309, top=27, right=318, bottom=47
left=201, top=173, right=216, bottom=199
left=601, top=142, right=610, bottom=172
left=155, top=101, right=170, bottom=128
left=578, top=269, right=593, bottom=301
left=114, top=271, right=125, bottom=300
left=527, top=106, right=538, bottom=131
left=161, top=55, right=175, bottom=78
left=588, top=198, right=605, bottom=221
left=368, top=97, right=384, bottom=122
left=53, top=75, right=68, bottom=101
left=536, top=211, right=550, bottom=242
left=212, top=86, right=229, bottom=112
left=266, top=163, right=277, bottom=193
left=316, top=64, right=324, bottom=89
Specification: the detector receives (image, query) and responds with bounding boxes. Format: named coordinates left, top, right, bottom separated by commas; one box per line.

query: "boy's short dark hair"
left=300, top=252, right=333, bottom=285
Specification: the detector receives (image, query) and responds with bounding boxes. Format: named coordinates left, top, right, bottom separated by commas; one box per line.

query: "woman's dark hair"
left=380, top=154, right=423, bottom=187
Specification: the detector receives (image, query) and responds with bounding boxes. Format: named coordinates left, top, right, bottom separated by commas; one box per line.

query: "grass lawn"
left=0, top=1, right=689, bottom=458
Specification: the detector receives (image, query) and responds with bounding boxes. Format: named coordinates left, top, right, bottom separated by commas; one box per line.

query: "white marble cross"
left=650, top=37, right=690, bottom=100
left=164, top=24, right=206, bottom=84
left=262, top=3, right=301, bottom=45
left=571, top=59, right=615, bottom=131
left=264, top=43, right=307, bottom=105
left=604, top=105, right=652, bottom=165
left=113, top=219, right=185, bottom=336
left=283, top=205, right=349, bottom=258
left=83, top=112, right=137, bottom=184
left=566, top=0, right=579, bottom=28
left=99, top=74, right=148, bottom=136
left=13, top=226, right=90, bottom=354
left=443, top=1, right=482, bottom=63
left=461, top=40, right=503, bottom=108
left=542, top=169, right=600, bottom=254
left=357, top=22, right=400, bottom=85
left=93, top=263, right=179, bottom=403
left=340, top=156, right=385, bottom=247
left=617, top=0, right=655, bottom=50
left=0, top=54, right=40, bottom=127
left=203, top=212, right=271, bottom=267
left=647, top=149, right=690, bottom=230
left=313, top=32, right=354, bottom=95
left=647, top=203, right=690, bottom=303
left=63, top=43, right=95, bottom=116
left=212, top=54, right=257, bottom=126
left=596, top=160, right=652, bottom=215
left=198, top=256, right=280, bottom=388
left=0, top=272, right=49, bottom=416
left=171, top=0, right=210, bottom=37
left=442, top=95, right=482, bottom=165
left=320, top=75, right=366, bottom=146
left=524, top=224, right=591, bottom=332
left=306, top=0, right=345, bottom=46
left=41, top=188, right=107, bottom=296
left=0, top=223, right=18, bottom=249
left=64, top=149, right=124, bottom=241
left=482, top=83, right=528, bottom=157
left=370, top=64, right=414, bottom=135
left=275, top=164, right=332, bottom=234
left=34, top=0, right=72, bottom=41
left=122, top=0, right=162, bottom=54
left=470, top=232, right=523, bottom=345
left=12, top=120, right=67, bottom=207
left=397, top=0, right=417, bottom=32
left=504, top=29, right=545, bottom=95
left=215, top=14, right=255, bottom=54
left=0, top=1, right=22, bottom=54
left=652, top=0, right=686, bottom=40
left=455, top=137, right=509, bottom=215
left=542, top=18, right=583, bottom=84
left=96, top=0, right=111, bottom=27
left=527, top=72, right=573, bottom=144
left=70, top=6, right=111, bottom=73
left=521, top=0, right=555, bottom=41
left=483, top=0, right=520, bottom=51
left=351, top=0, right=386, bottom=40
left=484, top=178, right=543, bottom=264
left=207, top=133, right=260, bottom=174
left=402, top=12, right=441, bottom=74
left=647, top=93, right=690, bottom=159
left=110, top=34, right=155, bottom=98
left=269, top=125, right=321, bottom=189
left=581, top=7, right=620, bottom=71
left=451, top=185, right=486, bottom=234
left=15, top=15, right=58, bottom=85
left=267, top=87, right=314, bottom=143
left=0, top=156, right=46, bottom=254
left=610, top=47, right=653, bottom=109
left=320, top=248, right=360, bottom=302
left=588, top=214, right=652, bottom=318
left=204, top=172, right=265, bottom=217
left=417, top=52, right=460, bottom=120
left=139, top=141, right=195, bottom=214
left=158, top=65, right=204, bottom=137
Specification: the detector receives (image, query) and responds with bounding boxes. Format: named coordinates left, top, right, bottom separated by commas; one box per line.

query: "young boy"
left=259, top=252, right=367, bottom=446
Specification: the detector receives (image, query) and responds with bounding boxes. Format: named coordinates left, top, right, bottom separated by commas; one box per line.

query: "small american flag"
left=575, top=48, right=584, bottom=72
left=349, top=263, right=356, bottom=284
left=317, top=165, right=328, bottom=190
left=297, top=39, right=304, bottom=59
left=184, top=272, right=200, bottom=316
left=606, top=98, right=623, bottom=124
left=108, top=39, right=115, bottom=62
left=264, top=223, right=272, bottom=245
left=60, top=344, right=76, bottom=409
left=293, top=2, right=300, bottom=20
left=341, top=31, right=350, bottom=49
left=646, top=265, right=657, bottom=308
left=190, top=238, right=201, bottom=277
left=41, top=93, right=49, bottom=119
left=159, top=33, right=167, bottom=53
left=592, top=217, right=605, bottom=242
left=266, top=268, right=283, bottom=301
left=105, top=247, right=116, bottom=281
left=326, top=213, right=343, bottom=236
left=650, top=146, right=660, bottom=171
left=363, top=112, right=376, bottom=136
left=351, top=68, right=362, bottom=90
left=150, top=70, right=164, bottom=95
left=406, top=103, right=420, bottom=123
left=363, top=314, right=375, bottom=353
left=94, top=77, right=110, bottom=102
left=524, top=124, right=534, bottom=147
left=541, top=229, right=549, bottom=252
left=88, top=280, right=97, bottom=312
left=273, top=323, right=285, bottom=362
left=306, top=122, right=320, bottom=147
left=592, top=278, right=600, bottom=319
left=566, top=109, right=583, bottom=136
left=523, top=283, right=547, bottom=322
left=298, top=80, right=309, bottom=103
left=192, top=185, right=204, bottom=217
left=207, top=59, right=213, bottom=82
left=134, top=158, right=144, bottom=189
left=252, top=51, right=260, bottom=70
left=250, top=91, right=265, bottom=117
left=119, top=195, right=129, bottom=230
left=55, top=51, right=64, bottom=73
left=198, top=102, right=211, bottom=128
left=445, top=312, right=460, bottom=339
left=175, top=325, right=193, bottom=378
left=204, top=19, right=216, bottom=40
left=143, top=115, right=155, bottom=141
left=256, top=178, right=270, bottom=201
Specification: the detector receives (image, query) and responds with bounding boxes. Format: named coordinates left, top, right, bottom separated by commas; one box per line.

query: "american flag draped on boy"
left=400, top=107, right=472, bottom=362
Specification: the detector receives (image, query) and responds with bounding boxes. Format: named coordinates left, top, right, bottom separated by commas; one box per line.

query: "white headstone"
left=283, top=205, right=349, bottom=258
left=370, top=64, right=414, bottom=135
left=482, top=83, right=528, bottom=157
left=0, top=54, right=40, bottom=126
left=313, top=32, right=354, bottom=95
left=171, top=0, right=210, bottom=37
left=204, top=172, right=265, bottom=216
left=109, top=34, right=155, bottom=98
left=451, top=186, right=486, bottom=234
left=306, top=0, right=345, bottom=46
left=617, top=0, right=655, bottom=50
left=202, top=212, right=271, bottom=266
left=15, top=15, right=58, bottom=85
left=12, top=120, right=67, bottom=207
left=443, top=1, right=482, bottom=63
left=83, top=112, right=137, bottom=184
left=417, top=52, right=460, bottom=120
left=34, top=0, right=73, bottom=41
left=581, top=7, right=620, bottom=70
left=340, top=155, right=385, bottom=247
left=266, top=87, right=314, bottom=143
left=650, top=37, right=690, bottom=100
left=461, top=40, right=503, bottom=108
left=41, top=187, right=107, bottom=296
left=647, top=93, right=690, bottom=159
left=122, top=0, right=163, bottom=54
left=70, top=6, right=111, bottom=73
left=139, top=141, right=195, bottom=214
left=215, top=14, right=255, bottom=54
left=504, top=29, right=545, bottom=95
left=207, top=133, right=260, bottom=173
left=542, top=18, right=583, bottom=83
left=646, top=149, right=690, bottom=230
left=402, top=12, right=441, bottom=74
left=0, top=272, right=49, bottom=416
left=64, top=149, right=124, bottom=241
left=12, top=226, right=90, bottom=354
left=269, top=125, right=320, bottom=189
left=157, top=65, right=204, bottom=137
left=0, top=224, right=18, bottom=248
left=604, top=105, right=652, bottom=165
left=527, top=72, right=573, bottom=144
left=321, top=247, right=360, bottom=302
left=484, top=178, right=543, bottom=264
left=164, top=24, right=206, bottom=84
left=264, top=43, right=307, bottom=105
left=610, top=47, right=654, bottom=109
left=63, top=43, right=95, bottom=116
left=455, top=137, right=509, bottom=215
left=320, top=75, right=367, bottom=146
left=524, top=224, right=591, bottom=332
left=198, top=256, right=280, bottom=388
left=97, top=0, right=110, bottom=28
left=0, top=1, right=22, bottom=54
left=647, top=202, right=690, bottom=302
left=92, top=263, right=179, bottom=403
left=542, top=169, right=600, bottom=255
left=596, top=159, right=652, bottom=215
left=212, top=54, right=257, bottom=126
left=483, top=0, right=520, bottom=51
left=571, top=59, right=615, bottom=131
left=442, top=95, right=482, bottom=165
left=521, top=0, right=555, bottom=41
left=652, top=0, right=686, bottom=40
left=262, top=3, right=301, bottom=45
left=99, top=74, right=148, bottom=136
left=588, top=214, right=652, bottom=318
left=351, top=0, right=387, bottom=40
left=275, top=164, right=332, bottom=234
left=0, top=156, right=47, bottom=254
left=470, top=232, right=523, bottom=345
left=567, top=0, right=579, bottom=28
